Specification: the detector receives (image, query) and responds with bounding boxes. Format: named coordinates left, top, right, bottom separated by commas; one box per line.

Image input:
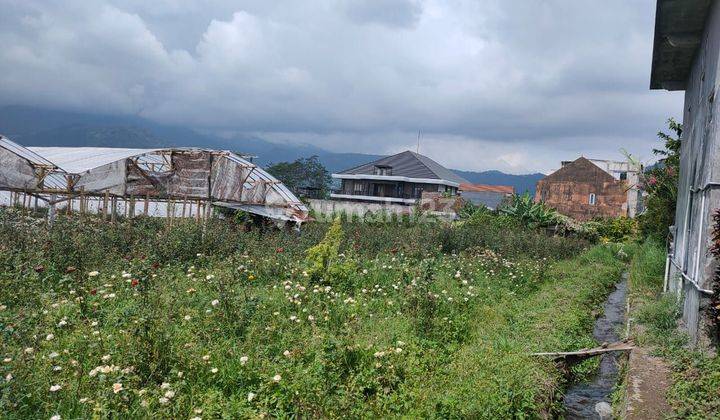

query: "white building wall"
left=669, top=1, right=720, bottom=344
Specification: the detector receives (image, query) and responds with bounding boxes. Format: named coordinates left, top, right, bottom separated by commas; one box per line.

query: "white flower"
left=46, top=334, right=54, bottom=341
left=88, top=271, right=100, bottom=277
left=49, top=384, right=62, bottom=392
left=202, top=355, right=210, bottom=361
left=289, top=315, right=297, bottom=321
left=48, top=352, right=59, bottom=359
left=158, top=397, right=169, bottom=405
left=160, top=382, right=171, bottom=389
left=101, top=354, right=111, bottom=362
left=240, top=356, right=249, bottom=365
left=206, top=274, right=215, bottom=280
left=395, top=348, right=403, bottom=354
left=283, top=350, right=291, bottom=357
left=121, top=272, right=132, bottom=279
left=79, top=397, right=89, bottom=403
left=112, top=383, right=123, bottom=393
left=164, top=390, right=175, bottom=399
left=5, top=373, right=12, bottom=382
left=50, top=415, right=61, bottom=420
left=247, top=392, right=256, bottom=402
left=2, top=357, right=11, bottom=363
left=210, top=368, right=218, bottom=374
left=184, top=315, right=191, bottom=321
left=57, top=319, right=67, bottom=327
left=53, top=366, right=62, bottom=372
left=211, top=299, right=219, bottom=307
left=190, top=417, right=202, bottom=420
left=272, top=374, right=282, bottom=382
left=24, top=347, right=34, bottom=354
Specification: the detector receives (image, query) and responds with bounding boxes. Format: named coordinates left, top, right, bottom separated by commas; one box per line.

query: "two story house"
left=331, top=150, right=468, bottom=205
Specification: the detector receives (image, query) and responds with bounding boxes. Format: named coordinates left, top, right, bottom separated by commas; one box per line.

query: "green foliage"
left=638, top=118, right=682, bottom=241
left=627, top=240, right=720, bottom=419
left=457, top=200, right=490, bottom=219
left=304, top=217, right=356, bottom=284
left=266, top=155, right=331, bottom=198
left=0, top=208, right=624, bottom=418
left=499, top=193, right=561, bottom=228
left=593, top=217, right=637, bottom=243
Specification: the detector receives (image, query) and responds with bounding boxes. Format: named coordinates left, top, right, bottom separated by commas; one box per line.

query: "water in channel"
left=562, top=276, right=628, bottom=419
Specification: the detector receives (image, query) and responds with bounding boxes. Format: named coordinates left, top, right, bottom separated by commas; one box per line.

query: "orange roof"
left=459, top=183, right=514, bottom=194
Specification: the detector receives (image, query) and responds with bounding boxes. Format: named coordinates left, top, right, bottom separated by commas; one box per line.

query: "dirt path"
left=624, top=346, right=672, bottom=419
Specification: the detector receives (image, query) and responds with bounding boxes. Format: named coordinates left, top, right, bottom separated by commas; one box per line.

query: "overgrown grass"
left=627, top=241, right=720, bottom=419
left=0, top=209, right=618, bottom=418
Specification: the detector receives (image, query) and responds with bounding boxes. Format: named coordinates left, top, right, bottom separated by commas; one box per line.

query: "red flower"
left=276, top=247, right=284, bottom=253
left=647, top=176, right=658, bottom=186
left=90, top=289, right=97, bottom=295
left=131, top=279, right=139, bottom=287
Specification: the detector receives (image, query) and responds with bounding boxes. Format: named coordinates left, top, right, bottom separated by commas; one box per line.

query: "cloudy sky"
left=0, top=0, right=683, bottom=173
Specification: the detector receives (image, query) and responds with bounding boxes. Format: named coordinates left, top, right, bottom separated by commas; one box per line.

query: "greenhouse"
left=0, top=135, right=308, bottom=223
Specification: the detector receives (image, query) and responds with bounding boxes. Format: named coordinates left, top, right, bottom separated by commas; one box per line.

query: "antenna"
left=416, top=129, right=422, bottom=154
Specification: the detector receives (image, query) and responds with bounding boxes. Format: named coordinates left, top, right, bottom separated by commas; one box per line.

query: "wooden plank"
left=531, top=342, right=634, bottom=358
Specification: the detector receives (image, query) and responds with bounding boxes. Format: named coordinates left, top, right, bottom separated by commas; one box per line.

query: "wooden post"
left=144, top=194, right=149, bottom=216
left=181, top=197, right=187, bottom=219
left=129, top=195, right=135, bottom=219
left=103, top=191, right=109, bottom=220
left=48, top=194, right=57, bottom=226
left=195, top=200, right=201, bottom=222
left=111, top=197, right=117, bottom=223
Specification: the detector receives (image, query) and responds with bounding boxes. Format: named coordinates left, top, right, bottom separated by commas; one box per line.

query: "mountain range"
left=0, top=106, right=544, bottom=194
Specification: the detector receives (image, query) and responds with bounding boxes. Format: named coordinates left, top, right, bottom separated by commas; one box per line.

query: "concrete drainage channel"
left=562, top=274, right=629, bottom=419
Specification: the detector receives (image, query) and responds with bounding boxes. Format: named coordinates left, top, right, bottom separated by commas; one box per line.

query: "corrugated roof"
left=459, top=183, right=514, bottom=194
left=28, top=147, right=158, bottom=173
left=0, top=135, right=58, bottom=168
left=337, top=150, right=468, bottom=184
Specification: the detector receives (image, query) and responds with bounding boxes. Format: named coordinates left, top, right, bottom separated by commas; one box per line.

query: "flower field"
left=0, top=209, right=626, bottom=418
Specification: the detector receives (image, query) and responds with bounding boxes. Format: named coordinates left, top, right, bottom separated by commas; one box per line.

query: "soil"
left=624, top=346, right=672, bottom=419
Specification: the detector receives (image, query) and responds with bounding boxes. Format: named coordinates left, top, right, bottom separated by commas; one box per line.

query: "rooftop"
left=459, top=183, right=514, bottom=194
left=335, top=150, right=468, bottom=185
left=650, top=0, right=713, bottom=90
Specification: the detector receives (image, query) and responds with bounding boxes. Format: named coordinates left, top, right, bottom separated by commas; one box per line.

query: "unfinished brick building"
left=535, top=157, right=630, bottom=221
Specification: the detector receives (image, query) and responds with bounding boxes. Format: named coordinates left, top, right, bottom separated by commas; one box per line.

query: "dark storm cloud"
left=0, top=0, right=683, bottom=173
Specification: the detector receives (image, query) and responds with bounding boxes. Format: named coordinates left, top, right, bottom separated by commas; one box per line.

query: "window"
left=413, top=186, right=424, bottom=198
left=373, top=165, right=392, bottom=176
left=619, top=172, right=628, bottom=181
left=589, top=193, right=596, bottom=205
left=353, top=182, right=364, bottom=194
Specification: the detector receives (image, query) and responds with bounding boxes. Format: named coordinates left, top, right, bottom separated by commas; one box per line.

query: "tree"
left=638, top=118, right=682, bottom=240
left=266, top=156, right=331, bottom=198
